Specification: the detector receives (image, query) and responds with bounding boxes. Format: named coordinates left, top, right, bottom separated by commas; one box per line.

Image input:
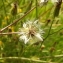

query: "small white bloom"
left=40, top=0, right=44, bottom=3
left=18, top=20, right=44, bottom=44
left=35, top=33, right=43, bottom=41
left=40, top=0, right=48, bottom=3
left=23, top=23, right=27, bottom=28
left=19, top=35, right=29, bottom=44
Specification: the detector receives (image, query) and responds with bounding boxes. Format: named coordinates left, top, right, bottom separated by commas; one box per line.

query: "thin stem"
left=41, top=19, right=55, bottom=45
left=38, top=5, right=54, bottom=18
left=0, top=32, right=20, bottom=35
left=0, top=27, right=63, bottom=36
left=50, top=27, right=63, bottom=35
left=40, top=54, right=63, bottom=58
left=0, top=6, right=36, bottom=32
left=0, top=57, right=56, bottom=63
left=40, top=4, right=58, bottom=45
left=0, top=4, right=54, bottom=32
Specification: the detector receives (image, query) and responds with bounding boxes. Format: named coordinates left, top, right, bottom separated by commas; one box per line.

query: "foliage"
left=0, top=0, right=63, bottom=63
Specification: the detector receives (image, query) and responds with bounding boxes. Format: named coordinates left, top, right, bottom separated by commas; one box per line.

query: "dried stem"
left=0, top=57, right=57, bottom=63
left=0, top=6, right=36, bottom=32
left=0, top=54, right=63, bottom=62
left=0, top=32, right=20, bottom=35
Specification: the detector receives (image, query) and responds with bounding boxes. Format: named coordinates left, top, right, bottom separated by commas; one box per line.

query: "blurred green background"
left=0, top=0, right=63, bottom=63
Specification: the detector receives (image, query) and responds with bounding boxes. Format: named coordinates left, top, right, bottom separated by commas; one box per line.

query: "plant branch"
left=0, top=4, right=54, bottom=33
left=0, top=54, right=63, bottom=62
left=50, top=27, right=63, bottom=35
left=0, top=27, right=63, bottom=35
left=41, top=54, right=63, bottom=58
left=0, top=57, right=56, bottom=63
left=0, top=32, right=20, bottom=35
left=0, top=6, right=36, bottom=32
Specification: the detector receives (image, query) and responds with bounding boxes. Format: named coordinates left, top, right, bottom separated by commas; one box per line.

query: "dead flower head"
left=18, top=20, right=44, bottom=44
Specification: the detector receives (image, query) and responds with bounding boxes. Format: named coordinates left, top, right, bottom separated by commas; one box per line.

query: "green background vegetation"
left=0, top=0, right=63, bottom=63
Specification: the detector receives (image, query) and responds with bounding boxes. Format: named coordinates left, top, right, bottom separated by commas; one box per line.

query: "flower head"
left=18, top=20, right=44, bottom=44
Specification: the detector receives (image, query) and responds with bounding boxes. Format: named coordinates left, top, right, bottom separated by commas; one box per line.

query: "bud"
left=54, top=0, right=62, bottom=17
left=11, top=3, right=17, bottom=16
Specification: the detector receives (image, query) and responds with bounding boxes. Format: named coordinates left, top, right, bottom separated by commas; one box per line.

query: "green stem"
left=36, top=0, right=38, bottom=19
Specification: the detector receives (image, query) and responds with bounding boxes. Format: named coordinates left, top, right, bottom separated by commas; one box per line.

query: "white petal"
left=34, top=20, right=38, bottom=24
left=35, top=33, right=43, bottom=41
left=23, top=23, right=27, bottom=28
left=19, top=35, right=29, bottom=44
left=40, top=0, right=44, bottom=3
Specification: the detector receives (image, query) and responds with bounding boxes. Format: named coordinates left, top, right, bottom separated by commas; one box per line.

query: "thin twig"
left=41, top=54, right=63, bottom=58
left=0, top=32, right=20, bottom=35
left=0, top=6, right=36, bottom=32
left=0, top=54, right=63, bottom=62
left=0, top=57, right=56, bottom=63
left=41, top=19, right=55, bottom=46
left=40, top=4, right=58, bottom=45
left=0, top=27, right=63, bottom=35
left=0, top=4, right=54, bottom=32
left=42, top=1, right=62, bottom=43
left=38, top=5, right=54, bottom=18
left=50, top=27, right=63, bottom=35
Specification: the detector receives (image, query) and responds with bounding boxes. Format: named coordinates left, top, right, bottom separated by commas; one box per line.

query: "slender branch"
left=0, top=27, right=63, bottom=35
left=0, top=54, right=63, bottom=62
left=40, top=27, right=63, bottom=48
left=0, top=6, right=36, bottom=32
left=41, top=19, right=55, bottom=45
left=38, top=5, right=54, bottom=18
left=0, top=4, right=54, bottom=33
left=42, top=1, right=62, bottom=43
left=42, top=27, right=63, bottom=42
left=45, top=20, right=54, bottom=39
left=0, top=32, right=21, bottom=35
left=50, top=28, right=63, bottom=35
left=40, top=4, right=59, bottom=45
left=0, top=57, right=56, bottom=63
left=41, top=54, right=63, bottom=58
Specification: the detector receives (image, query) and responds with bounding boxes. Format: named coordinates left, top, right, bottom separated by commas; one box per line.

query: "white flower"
left=19, top=35, right=29, bottom=44
left=39, top=0, right=48, bottom=3
left=40, top=0, right=44, bottom=3
left=18, top=20, right=44, bottom=44
left=35, top=33, right=43, bottom=41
